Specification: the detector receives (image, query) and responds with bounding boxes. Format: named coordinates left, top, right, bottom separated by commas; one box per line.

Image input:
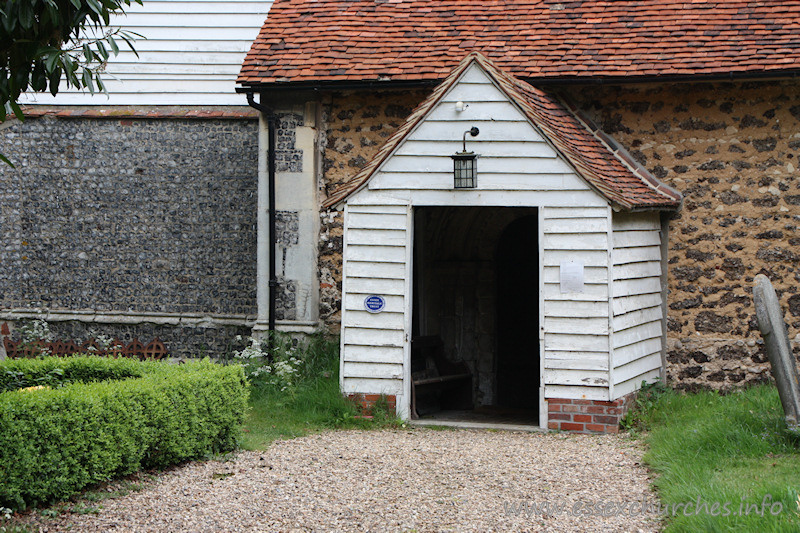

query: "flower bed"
left=0, top=356, right=248, bottom=510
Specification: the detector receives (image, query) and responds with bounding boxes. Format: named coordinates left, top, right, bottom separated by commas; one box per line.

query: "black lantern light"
left=451, top=126, right=479, bottom=189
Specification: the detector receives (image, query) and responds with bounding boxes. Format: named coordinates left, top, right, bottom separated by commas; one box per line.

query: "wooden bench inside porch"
left=411, top=335, right=473, bottom=419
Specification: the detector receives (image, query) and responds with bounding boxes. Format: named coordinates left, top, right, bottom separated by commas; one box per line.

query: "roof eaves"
left=237, top=70, right=800, bottom=93
left=561, top=98, right=683, bottom=210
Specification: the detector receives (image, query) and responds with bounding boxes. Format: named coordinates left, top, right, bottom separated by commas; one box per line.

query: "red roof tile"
left=240, top=0, right=800, bottom=86
left=323, top=53, right=682, bottom=211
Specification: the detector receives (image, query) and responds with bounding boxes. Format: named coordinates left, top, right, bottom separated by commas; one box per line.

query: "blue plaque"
left=364, top=295, right=386, bottom=313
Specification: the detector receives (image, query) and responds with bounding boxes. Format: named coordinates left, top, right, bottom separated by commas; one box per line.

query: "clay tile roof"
left=239, top=0, right=800, bottom=87
left=322, top=52, right=682, bottom=211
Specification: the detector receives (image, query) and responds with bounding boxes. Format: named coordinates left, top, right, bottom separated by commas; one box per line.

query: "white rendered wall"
left=20, top=0, right=272, bottom=106
left=255, top=102, right=320, bottom=333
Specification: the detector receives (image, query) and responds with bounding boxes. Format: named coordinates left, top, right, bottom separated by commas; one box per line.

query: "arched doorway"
left=495, top=215, right=540, bottom=412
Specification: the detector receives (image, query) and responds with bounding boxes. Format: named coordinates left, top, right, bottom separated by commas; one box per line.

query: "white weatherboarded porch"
left=333, top=56, right=673, bottom=428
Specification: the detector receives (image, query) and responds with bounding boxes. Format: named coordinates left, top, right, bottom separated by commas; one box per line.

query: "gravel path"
left=22, top=428, right=661, bottom=532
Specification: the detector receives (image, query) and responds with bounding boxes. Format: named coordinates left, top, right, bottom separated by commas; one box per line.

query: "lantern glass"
left=452, top=152, right=477, bottom=189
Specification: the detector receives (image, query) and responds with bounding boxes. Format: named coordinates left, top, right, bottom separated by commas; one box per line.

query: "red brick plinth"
left=348, top=394, right=397, bottom=416
left=547, top=393, right=637, bottom=434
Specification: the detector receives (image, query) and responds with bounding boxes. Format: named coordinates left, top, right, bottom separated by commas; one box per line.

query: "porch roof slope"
left=239, top=0, right=800, bottom=87
left=322, top=52, right=682, bottom=211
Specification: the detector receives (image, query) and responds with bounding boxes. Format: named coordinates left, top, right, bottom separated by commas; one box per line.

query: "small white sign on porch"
left=559, top=261, right=585, bottom=293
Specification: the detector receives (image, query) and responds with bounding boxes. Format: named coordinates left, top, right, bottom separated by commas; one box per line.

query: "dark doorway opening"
left=496, top=215, right=540, bottom=410
left=411, top=206, right=540, bottom=428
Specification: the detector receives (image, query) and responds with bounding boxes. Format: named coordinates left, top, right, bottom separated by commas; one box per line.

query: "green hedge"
left=0, top=356, right=145, bottom=392
left=0, top=357, right=249, bottom=509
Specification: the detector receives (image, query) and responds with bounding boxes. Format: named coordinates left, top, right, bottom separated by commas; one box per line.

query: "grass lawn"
left=239, top=335, right=398, bottom=450
left=628, top=382, right=800, bottom=532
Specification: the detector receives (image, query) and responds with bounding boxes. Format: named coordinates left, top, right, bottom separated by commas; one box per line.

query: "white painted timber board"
left=102, top=40, right=258, bottom=53
left=545, top=333, right=609, bottom=352
left=613, top=353, right=662, bottom=385
left=347, top=204, right=409, bottom=215
left=613, top=277, right=662, bottom=298
left=343, top=362, right=404, bottom=380
left=545, top=352, right=609, bottom=371
left=345, top=229, right=407, bottom=247
left=346, top=245, right=407, bottom=264
left=543, top=266, right=608, bottom=284
left=612, top=212, right=661, bottom=231
left=22, top=92, right=250, bottom=106
left=410, top=121, right=546, bottom=143
left=342, top=377, right=403, bottom=395
left=544, top=206, right=610, bottom=219
left=345, top=261, right=405, bottom=280
left=428, top=101, right=540, bottom=122
left=543, top=250, right=608, bottom=268
left=380, top=155, right=575, bottom=176
left=613, top=368, right=661, bottom=398
left=343, top=310, right=405, bottom=330
left=370, top=172, right=590, bottom=191
left=346, top=193, right=409, bottom=206
left=542, top=232, right=609, bottom=250
left=121, top=2, right=269, bottom=13
left=395, top=140, right=558, bottom=158
left=613, top=246, right=662, bottom=265
left=613, top=337, right=663, bottom=367
left=612, top=261, right=662, bottom=281
left=358, top=190, right=607, bottom=208
left=343, top=345, right=405, bottom=364
left=544, top=317, right=609, bottom=335
left=443, top=82, right=516, bottom=104
left=345, top=278, right=406, bottom=296
left=545, top=384, right=609, bottom=401
left=612, top=293, right=663, bottom=316
left=344, top=327, right=405, bottom=347
left=544, top=369, right=610, bottom=387
left=346, top=213, right=408, bottom=231
left=20, top=0, right=271, bottom=105
left=612, top=306, right=663, bottom=332
left=613, top=230, right=661, bottom=248
left=613, top=321, right=663, bottom=350
left=542, top=218, right=608, bottom=234
left=545, top=300, right=609, bottom=318
left=78, top=25, right=259, bottom=41
left=118, top=12, right=267, bottom=26
left=543, top=283, right=608, bottom=301
left=344, top=293, right=405, bottom=314
left=458, top=64, right=506, bottom=84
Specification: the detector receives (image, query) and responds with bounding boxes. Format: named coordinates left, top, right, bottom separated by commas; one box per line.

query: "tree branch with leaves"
left=0, top=0, right=142, bottom=165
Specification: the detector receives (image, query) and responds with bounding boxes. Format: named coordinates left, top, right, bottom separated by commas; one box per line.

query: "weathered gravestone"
left=753, top=274, right=800, bottom=431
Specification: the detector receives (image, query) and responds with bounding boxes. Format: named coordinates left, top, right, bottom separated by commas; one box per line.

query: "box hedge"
left=0, top=357, right=249, bottom=509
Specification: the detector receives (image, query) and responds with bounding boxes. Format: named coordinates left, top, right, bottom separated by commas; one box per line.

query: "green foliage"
left=241, top=335, right=401, bottom=450
left=630, top=384, right=800, bottom=531
left=1, top=0, right=142, bottom=165
left=621, top=377, right=671, bottom=434
left=0, top=357, right=248, bottom=510
left=0, top=355, right=143, bottom=392
left=14, top=318, right=54, bottom=357
left=231, top=332, right=302, bottom=392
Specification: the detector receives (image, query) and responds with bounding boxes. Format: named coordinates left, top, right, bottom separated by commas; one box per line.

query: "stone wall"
left=315, top=79, right=800, bottom=390
left=565, top=80, right=800, bottom=390
left=318, top=89, right=431, bottom=329
left=0, top=115, right=259, bottom=356
left=1, top=319, right=251, bottom=359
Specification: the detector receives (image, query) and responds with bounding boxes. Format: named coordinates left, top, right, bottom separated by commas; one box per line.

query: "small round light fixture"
left=455, top=101, right=469, bottom=112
